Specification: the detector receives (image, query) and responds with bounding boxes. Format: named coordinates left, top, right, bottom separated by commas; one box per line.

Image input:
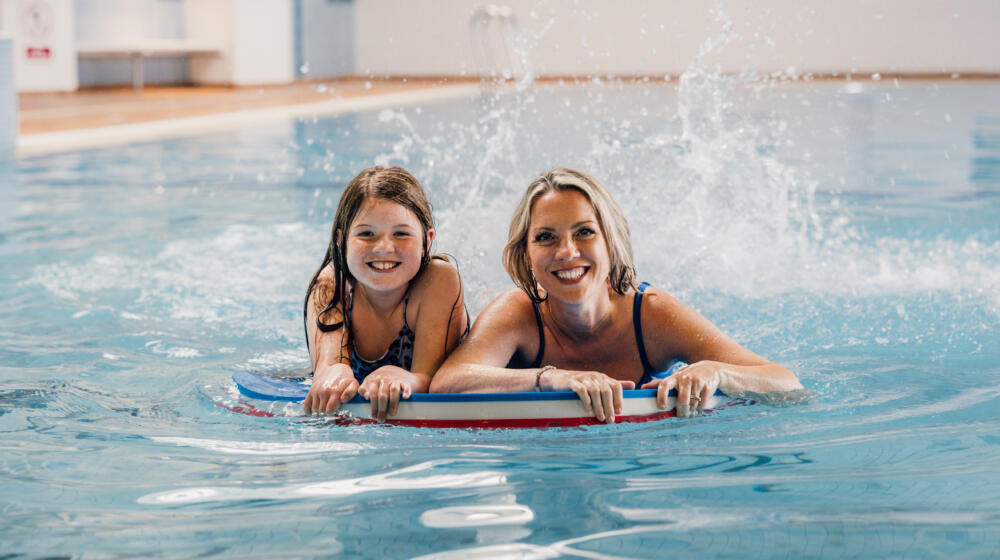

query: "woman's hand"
left=540, top=368, right=635, bottom=424
left=358, top=365, right=416, bottom=422
left=641, top=360, right=722, bottom=417
left=304, top=363, right=358, bottom=415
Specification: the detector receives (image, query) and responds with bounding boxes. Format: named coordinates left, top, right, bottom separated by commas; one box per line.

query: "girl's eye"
left=393, top=231, right=412, bottom=238
left=355, top=230, right=374, bottom=238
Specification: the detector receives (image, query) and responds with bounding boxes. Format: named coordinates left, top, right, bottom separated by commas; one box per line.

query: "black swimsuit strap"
left=530, top=297, right=545, bottom=369
left=633, top=282, right=655, bottom=375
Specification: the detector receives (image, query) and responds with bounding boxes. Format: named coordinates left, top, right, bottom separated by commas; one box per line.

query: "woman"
left=430, top=167, right=802, bottom=422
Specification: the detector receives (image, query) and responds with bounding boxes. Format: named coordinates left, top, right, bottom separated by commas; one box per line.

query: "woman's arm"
left=430, top=290, right=538, bottom=393
left=639, top=287, right=803, bottom=414
left=431, top=290, right=632, bottom=423
left=303, top=267, right=358, bottom=414
left=358, top=258, right=468, bottom=420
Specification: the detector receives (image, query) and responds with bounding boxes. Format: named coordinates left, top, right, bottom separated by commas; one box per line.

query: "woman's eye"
left=533, top=232, right=553, bottom=243
left=576, top=228, right=595, bottom=237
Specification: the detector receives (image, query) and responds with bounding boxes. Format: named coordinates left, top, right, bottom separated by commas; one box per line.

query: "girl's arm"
left=303, top=267, right=358, bottom=414
left=359, top=258, right=468, bottom=420
left=431, top=290, right=632, bottom=423
left=638, top=287, right=803, bottom=415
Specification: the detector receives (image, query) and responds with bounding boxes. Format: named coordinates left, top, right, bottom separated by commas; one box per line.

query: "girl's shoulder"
left=411, top=255, right=462, bottom=295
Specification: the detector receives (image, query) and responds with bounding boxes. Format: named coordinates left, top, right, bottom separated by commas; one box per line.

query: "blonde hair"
left=502, top=167, right=636, bottom=301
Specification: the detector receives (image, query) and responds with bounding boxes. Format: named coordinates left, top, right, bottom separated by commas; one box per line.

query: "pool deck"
left=17, top=73, right=998, bottom=157
left=16, top=77, right=481, bottom=156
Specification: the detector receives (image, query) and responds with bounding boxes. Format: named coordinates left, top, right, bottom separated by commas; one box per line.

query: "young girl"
left=303, top=166, right=467, bottom=421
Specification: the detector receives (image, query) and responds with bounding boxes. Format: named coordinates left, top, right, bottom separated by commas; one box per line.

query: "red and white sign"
left=25, top=47, right=51, bottom=59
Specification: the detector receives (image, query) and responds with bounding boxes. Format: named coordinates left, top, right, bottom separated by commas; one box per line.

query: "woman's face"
left=344, top=198, right=430, bottom=294
left=527, top=189, right=611, bottom=304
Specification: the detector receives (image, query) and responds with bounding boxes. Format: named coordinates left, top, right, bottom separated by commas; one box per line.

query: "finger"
left=601, top=383, right=614, bottom=423
left=657, top=376, right=676, bottom=409
left=389, top=383, right=401, bottom=417
left=620, top=380, right=635, bottom=390
left=342, top=382, right=358, bottom=403
left=589, top=383, right=605, bottom=422
left=371, top=379, right=383, bottom=419
left=377, top=380, right=390, bottom=422
left=324, top=387, right=342, bottom=414
left=304, top=391, right=313, bottom=414
left=613, top=382, right=624, bottom=416
left=699, top=384, right=712, bottom=412
left=676, top=376, right=691, bottom=418
left=573, top=382, right=593, bottom=415
left=639, top=378, right=659, bottom=390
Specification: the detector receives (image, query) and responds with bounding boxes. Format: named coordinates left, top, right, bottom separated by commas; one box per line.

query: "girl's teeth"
left=370, top=262, right=398, bottom=270
left=556, top=268, right=585, bottom=280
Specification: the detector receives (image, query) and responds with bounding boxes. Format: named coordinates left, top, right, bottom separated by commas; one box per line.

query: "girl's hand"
left=540, top=368, right=635, bottom=424
left=304, top=363, right=358, bottom=415
left=641, top=360, right=722, bottom=417
left=358, top=366, right=415, bottom=422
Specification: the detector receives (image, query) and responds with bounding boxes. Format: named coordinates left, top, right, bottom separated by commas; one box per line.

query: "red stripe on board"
left=328, top=410, right=679, bottom=429
left=215, top=401, right=277, bottom=418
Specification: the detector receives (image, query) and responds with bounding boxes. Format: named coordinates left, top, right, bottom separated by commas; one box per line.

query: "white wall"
left=0, top=34, right=16, bottom=154
left=299, top=0, right=353, bottom=78
left=75, top=0, right=187, bottom=87
left=186, top=0, right=294, bottom=85
left=355, top=0, right=1000, bottom=77
left=4, top=0, right=77, bottom=91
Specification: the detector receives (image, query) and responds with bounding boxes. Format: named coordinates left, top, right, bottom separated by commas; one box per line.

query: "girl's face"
left=344, top=198, right=431, bottom=294
left=527, top=189, right=611, bottom=304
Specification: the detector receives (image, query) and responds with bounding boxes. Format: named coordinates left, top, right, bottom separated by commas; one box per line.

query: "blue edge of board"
left=234, top=359, right=724, bottom=403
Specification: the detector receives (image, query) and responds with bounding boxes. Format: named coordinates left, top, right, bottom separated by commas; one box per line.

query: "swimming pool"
left=2, top=75, right=999, bottom=557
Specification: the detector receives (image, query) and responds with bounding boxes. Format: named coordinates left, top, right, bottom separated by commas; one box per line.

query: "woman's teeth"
left=555, top=267, right=586, bottom=280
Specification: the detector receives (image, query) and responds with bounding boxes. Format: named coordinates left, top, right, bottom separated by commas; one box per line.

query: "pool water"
left=2, top=75, right=999, bottom=558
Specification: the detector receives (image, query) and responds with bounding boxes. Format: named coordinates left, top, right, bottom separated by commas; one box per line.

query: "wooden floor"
left=18, top=77, right=476, bottom=135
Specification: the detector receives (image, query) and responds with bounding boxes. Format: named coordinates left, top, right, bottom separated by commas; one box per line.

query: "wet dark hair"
left=303, top=166, right=434, bottom=358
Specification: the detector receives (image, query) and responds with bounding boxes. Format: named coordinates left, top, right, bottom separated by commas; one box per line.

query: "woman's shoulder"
left=635, top=283, right=721, bottom=353
left=635, top=284, right=689, bottom=323
left=477, top=288, right=537, bottom=327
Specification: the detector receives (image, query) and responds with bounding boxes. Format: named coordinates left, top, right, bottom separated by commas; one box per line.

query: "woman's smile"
left=552, top=265, right=589, bottom=282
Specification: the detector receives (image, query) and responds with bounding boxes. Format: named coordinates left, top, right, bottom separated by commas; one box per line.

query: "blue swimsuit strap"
left=528, top=283, right=656, bottom=376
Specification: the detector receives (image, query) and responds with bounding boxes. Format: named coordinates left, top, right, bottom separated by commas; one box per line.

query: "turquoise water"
left=2, top=79, right=999, bottom=558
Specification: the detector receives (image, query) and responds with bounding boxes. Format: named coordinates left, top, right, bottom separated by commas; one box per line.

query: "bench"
left=76, top=39, right=223, bottom=91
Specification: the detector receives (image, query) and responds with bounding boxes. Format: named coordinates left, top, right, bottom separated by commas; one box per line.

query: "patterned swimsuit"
left=348, top=288, right=415, bottom=382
